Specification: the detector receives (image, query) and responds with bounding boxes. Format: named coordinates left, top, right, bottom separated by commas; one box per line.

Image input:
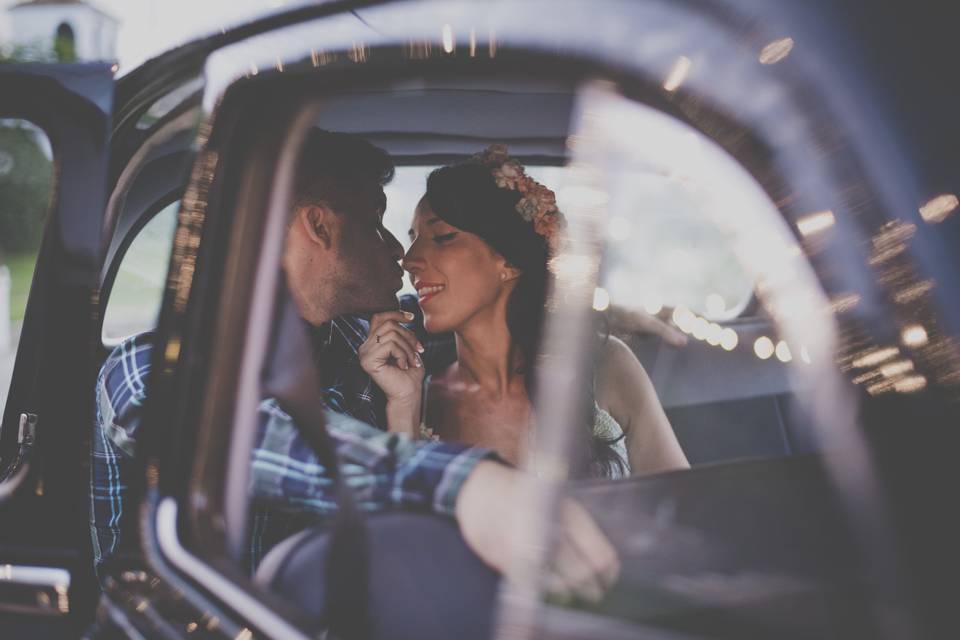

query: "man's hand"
left=607, top=304, right=688, bottom=347
left=359, top=311, right=426, bottom=434
left=455, top=461, right=620, bottom=603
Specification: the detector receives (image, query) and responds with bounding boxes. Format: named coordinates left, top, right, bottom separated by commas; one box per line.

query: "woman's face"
left=403, top=197, right=514, bottom=334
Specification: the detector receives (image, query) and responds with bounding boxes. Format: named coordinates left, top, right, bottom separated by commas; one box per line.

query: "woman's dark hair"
left=425, top=162, right=626, bottom=478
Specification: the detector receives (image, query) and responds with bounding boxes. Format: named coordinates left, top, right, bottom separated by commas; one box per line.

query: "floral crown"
left=469, top=144, right=565, bottom=253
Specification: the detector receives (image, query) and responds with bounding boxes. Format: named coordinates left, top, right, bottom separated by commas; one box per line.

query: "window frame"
left=97, top=101, right=201, bottom=348
left=139, top=53, right=828, bottom=636
left=0, top=62, right=114, bottom=629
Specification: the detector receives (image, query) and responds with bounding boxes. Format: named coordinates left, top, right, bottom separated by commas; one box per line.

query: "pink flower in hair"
left=470, top=144, right=567, bottom=253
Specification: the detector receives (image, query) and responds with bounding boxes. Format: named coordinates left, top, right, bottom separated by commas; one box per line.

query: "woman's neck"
left=453, top=305, right=523, bottom=396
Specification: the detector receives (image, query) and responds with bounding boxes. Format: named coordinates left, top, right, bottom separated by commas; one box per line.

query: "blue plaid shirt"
left=90, top=297, right=491, bottom=575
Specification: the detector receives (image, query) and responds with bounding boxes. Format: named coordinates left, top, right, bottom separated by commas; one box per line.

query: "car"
left=1, top=1, right=958, bottom=638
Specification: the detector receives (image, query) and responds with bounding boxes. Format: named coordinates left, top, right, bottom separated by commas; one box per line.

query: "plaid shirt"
left=90, top=297, right=490, bottom=575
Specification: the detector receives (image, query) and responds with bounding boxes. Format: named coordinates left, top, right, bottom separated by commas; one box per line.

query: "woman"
left=360, top=146, right=688, bottom=477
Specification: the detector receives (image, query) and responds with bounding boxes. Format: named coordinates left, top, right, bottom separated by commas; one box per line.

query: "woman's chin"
left=422, top=312, right=453, bottom=335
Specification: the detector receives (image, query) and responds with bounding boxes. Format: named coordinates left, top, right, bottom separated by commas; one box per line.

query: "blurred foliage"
left=6, top=253, right=38, bottom=324
left=54, top=36, right=77, bottom=63
left=0, top=41, right=60, bottom=64
left=0, top=122, right=53, bottom=257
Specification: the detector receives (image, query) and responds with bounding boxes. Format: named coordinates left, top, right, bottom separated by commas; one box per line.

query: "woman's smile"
left=415, top=281, right=446, bottom=305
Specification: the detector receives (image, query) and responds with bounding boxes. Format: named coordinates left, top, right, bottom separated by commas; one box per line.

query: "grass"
left=4, top=251, right=39, bottom=324
left=2, top=206, right=176, bottom=335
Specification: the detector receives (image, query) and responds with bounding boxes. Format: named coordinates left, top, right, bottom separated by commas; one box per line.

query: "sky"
left=0, top=0, right=300, bottom=73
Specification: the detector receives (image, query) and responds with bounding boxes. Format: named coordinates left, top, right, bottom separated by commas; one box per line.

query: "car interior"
left=2, top=2, right=958, bottom=639
left=98, top=75, right=815, bottom=472
left=89, top=52, right=862, bottom=637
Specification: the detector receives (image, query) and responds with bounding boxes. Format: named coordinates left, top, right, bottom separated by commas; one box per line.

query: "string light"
left=754, top=336, right=774, bottom=359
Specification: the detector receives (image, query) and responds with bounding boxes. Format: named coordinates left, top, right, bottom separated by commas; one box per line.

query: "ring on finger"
left=376, top=334, right=381, bottom=344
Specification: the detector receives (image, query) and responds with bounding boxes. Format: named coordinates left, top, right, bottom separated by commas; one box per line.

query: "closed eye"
left=433, top=232, right=458, bottom=244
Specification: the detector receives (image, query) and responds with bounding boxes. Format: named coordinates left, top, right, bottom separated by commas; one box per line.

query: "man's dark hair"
left=292, top=129, right=395, bottom=214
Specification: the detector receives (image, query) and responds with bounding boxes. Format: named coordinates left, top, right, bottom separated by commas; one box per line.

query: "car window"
left=101, top=201, right=178, bottom=343
left=0, top=118, right=53, bottom=411
left=97, top=1, right=960, bottom=636
left=230, top=105, right=830, bottom=637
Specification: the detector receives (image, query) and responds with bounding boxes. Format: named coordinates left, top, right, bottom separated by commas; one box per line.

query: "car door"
left=0, top=63, right=113, bottom=637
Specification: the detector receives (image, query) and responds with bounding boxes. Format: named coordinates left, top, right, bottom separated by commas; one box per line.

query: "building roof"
left=9, top=0, right=118, bottom=22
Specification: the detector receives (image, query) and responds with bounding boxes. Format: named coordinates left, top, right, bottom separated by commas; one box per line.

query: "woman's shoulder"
left=597, top=335, right=645, bottom=377
left=595, top=335, right=656, bottom=410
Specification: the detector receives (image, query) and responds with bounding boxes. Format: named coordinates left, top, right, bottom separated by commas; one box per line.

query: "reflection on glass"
left=829, top=292, right=861, bottom=314
left=662, top=55, right=691, bottom=92
left=796, top=209, right=835, bottom=237
left=759, top=37, right=795, bottom=65
left=919, top=193, right=958, bottom=224
left=592, top=286, right=610, bottom=311
left=720, top=327, right=738, bottom=351
left=851, top=346, right=899, bottom=369
left=901, top=324, right=928, bottom=347
left=442, top=24, right=454, bottom=53
left=775, top=340, right=792, bottom=362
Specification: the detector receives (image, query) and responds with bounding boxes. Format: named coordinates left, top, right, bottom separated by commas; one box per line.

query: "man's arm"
left=605, top=304, right=688, bottom=347
left=251, top=400, right=497, bottom=517
left=89, top=333, right=154, bottom=577
left=251, top=404, right=620, bottom=599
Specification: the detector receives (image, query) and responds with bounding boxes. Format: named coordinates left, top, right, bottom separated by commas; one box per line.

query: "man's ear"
left=298, top=204, right=335, bottom=249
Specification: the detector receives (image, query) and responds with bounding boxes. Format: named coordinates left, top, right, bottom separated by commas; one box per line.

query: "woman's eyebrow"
left=426, top=217, right=442, bottom=226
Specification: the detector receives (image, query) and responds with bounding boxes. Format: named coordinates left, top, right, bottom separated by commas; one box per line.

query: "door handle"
left=0, top=413, right=37, bottom=499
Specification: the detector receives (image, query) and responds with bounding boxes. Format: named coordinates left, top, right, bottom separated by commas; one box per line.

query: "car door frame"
left=0, top=62, right=113, bottom=632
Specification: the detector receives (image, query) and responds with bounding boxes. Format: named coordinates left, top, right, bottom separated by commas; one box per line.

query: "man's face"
left=328, top=182, right=406, bottom=315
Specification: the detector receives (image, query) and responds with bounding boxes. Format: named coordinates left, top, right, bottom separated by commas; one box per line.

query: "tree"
left=0, top=121, right=53, bottom=256
left=0, top=41, right=58, bottom=64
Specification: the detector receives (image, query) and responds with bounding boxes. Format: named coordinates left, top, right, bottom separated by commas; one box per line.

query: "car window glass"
left=135, top=76, right=204, bottom=130
left=601, top=170, right=754, bottom=321
left=0, top=118, right=53, bottom=411
left=580, top=94, right=817, bottom=472
left=518, top=83, right=856, bottom=633
left=101, top=202, right=178, bottom=343
left=242, top=110, right=816, bottom=635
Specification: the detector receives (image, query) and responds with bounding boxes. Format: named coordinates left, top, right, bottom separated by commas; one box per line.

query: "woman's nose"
left=402, top=242, right=423, bottom=273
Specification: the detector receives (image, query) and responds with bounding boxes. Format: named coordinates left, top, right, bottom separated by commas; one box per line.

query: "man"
left=91, top=131, right=625, bottom=602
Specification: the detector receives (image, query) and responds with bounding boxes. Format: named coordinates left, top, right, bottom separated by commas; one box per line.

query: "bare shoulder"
left=595, top=336, right=655, bottom=408
left=597, top=335, right=648, bottom=380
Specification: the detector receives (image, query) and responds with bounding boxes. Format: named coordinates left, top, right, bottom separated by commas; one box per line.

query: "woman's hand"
left=359, top=311, right=426, bottom=435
